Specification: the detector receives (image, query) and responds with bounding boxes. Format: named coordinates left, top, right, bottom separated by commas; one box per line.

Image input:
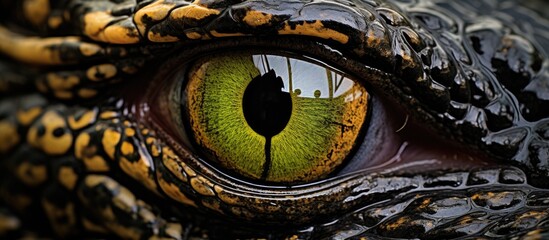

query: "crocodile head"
left=0, top=0, right=548, bottom=239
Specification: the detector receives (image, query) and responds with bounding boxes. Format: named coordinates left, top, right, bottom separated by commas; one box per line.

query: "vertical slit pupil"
left=242, top=69, right=292, bottom=137
left=243, top=69, right=292, bottom=179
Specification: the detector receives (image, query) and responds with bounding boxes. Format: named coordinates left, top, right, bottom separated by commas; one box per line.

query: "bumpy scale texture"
left=0, top=0, right=548, bottom=239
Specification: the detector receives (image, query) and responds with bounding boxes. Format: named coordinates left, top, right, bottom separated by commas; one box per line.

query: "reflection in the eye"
left=251, top=54, right=354, bottom=98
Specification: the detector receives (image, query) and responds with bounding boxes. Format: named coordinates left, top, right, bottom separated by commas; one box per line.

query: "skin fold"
left=0, top=0, right=548, bottom=239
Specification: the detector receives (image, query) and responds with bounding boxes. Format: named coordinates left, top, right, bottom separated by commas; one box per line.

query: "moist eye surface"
left=184, top=52, right=369, bottom=183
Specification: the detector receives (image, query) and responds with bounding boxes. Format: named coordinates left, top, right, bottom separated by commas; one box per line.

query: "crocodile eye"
left=173, top=51, right=368, bottom=183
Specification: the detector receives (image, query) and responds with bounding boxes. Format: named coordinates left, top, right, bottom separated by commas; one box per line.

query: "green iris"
left=185, top=52, right=368, bottom=183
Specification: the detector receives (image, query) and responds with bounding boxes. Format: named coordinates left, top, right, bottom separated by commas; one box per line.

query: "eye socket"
left=179, top=51, right=369, bottom=183
left=134, top=39, right=496, bottom=190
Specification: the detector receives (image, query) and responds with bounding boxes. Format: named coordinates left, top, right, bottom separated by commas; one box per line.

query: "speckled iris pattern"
left=0, top=0, right=548, bottom=239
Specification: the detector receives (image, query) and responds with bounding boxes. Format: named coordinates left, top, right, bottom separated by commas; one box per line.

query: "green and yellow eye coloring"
left=185, top=52, right=368, bottom=183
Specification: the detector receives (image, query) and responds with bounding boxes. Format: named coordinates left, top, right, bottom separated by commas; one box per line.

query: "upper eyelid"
left=0, top=2, right=420, bottom=83
left=0, top=1, right=424, bottom=104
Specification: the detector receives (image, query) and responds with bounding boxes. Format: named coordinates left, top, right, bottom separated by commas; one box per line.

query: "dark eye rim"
left=135, top=36, right=401, bottom=187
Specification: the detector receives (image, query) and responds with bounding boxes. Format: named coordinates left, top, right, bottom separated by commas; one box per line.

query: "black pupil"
left=242, top=69, right=292, bottom=137
left=242, top=69, right=292, bottom=179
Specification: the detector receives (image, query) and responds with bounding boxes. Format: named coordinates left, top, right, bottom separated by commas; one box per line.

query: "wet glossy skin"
left=0, top=0, right=549, bottom=239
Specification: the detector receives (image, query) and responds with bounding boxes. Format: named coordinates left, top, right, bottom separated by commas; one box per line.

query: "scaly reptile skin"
left=1, top=0, right=549, bottom=239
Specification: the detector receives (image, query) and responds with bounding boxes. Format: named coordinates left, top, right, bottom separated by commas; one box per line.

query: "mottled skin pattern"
left=0, top=0, right=549, bottom=239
